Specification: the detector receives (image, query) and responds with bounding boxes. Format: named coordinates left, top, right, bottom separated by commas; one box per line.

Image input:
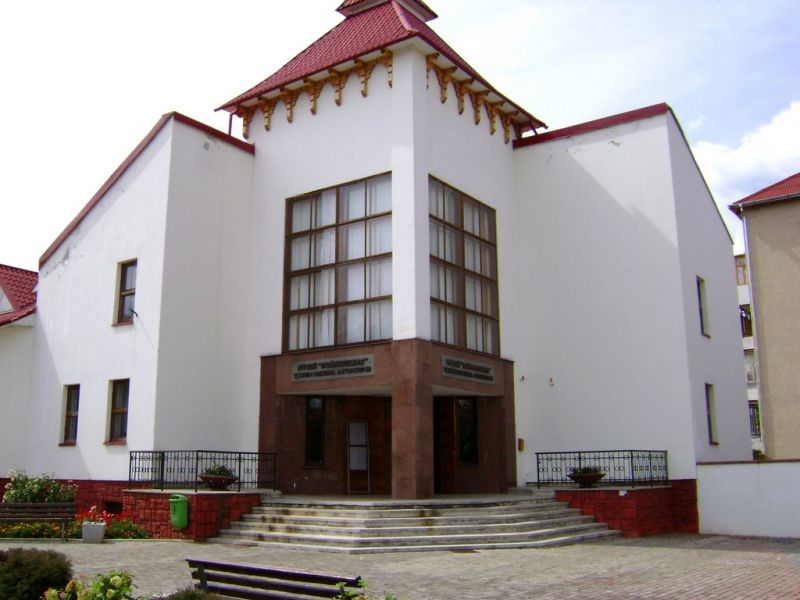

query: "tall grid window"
left=109, top=379, right=129, bottom=443
left=735, top=254, right=748, bottom=286
left=62, top=385, right=80, bottom=444
left=429, top=178, right=499, bottom=355
left=116, top=260, right=137, bottom=324
left=284, top=174, right=392, bottom=351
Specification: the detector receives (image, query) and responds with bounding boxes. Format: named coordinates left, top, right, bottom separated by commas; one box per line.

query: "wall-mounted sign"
left=442, top=355, right=495, bottom=384
left=292, top=355, right=374, bottom=382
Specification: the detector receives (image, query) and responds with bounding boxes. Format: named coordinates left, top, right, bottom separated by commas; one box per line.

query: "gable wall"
left=0, top=322, right=35, bottom=473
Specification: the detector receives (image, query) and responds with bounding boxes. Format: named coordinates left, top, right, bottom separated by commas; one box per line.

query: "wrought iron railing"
left=129, top=450, right=276, bottom=491
left=536, top=450, right=668, bottom=488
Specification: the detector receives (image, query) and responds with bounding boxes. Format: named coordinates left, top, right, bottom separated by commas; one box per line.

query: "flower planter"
left=568, top=472, right=606, bottom=488
left=199, top=474, right=238, bottom=490
left=81, top=522, right=106, bottom=543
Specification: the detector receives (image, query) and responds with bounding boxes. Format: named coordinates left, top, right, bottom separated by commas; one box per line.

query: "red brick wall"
left=555, top=479, right=698, bottom=537
left=122, top=490, right=262, bottom=541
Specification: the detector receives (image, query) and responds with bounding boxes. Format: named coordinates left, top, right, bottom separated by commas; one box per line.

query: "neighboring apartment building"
left=0, top=0, right=751, bottom=502
left=731, top=171, right=800, bottom=459
left=734, top=254, right=764, bottom=454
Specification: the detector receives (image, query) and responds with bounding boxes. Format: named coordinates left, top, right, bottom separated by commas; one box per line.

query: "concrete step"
left=209, top=495, right=619, bottom=553
left=239, top=506, right=583, bottom=528
left=209, top=524, right=619, bottom=553
left=227, top=513, right=594, bottom=537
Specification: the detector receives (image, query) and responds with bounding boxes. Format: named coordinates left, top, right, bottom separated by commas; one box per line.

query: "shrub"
left=0, top=521, right=64, bottom=538
left=105, top=518, right=149, bottom=539
left=201, top=464, right=235, bottom=478
left=0, top=548, right=73, bottom=600
left=2, top=470, right=77, bottom=503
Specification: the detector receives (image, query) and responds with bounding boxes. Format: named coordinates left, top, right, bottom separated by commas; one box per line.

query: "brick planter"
left=122, top=490, right=262, bottom=541
left=555, top=479, right=698, bottom=537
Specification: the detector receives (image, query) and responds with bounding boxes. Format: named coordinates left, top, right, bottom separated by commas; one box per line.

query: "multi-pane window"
left=62, top=385, right=80, bottom=444
left=116, top=260, right=137, bottom=324
left=744, top=349, right=757, bottom=384
left=740, top=305, right=753, bottom=337
left=429, top=178, right=499, bottom=355
left=285, top=174, right=392, bottom=351
left=305, top=397, right=325, bottom=466
left=109, top=379, right=129, bottom=443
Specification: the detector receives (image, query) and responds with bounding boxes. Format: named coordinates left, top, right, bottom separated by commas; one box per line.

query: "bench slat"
left=187, top=559, right=361, bottom=600
left=186, top=559, right=361, bottom=587
left=197, top=571, right=344, bottom=598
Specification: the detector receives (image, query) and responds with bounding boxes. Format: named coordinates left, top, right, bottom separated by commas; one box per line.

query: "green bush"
left=104, top=518, right=149, bottom=539
left=2, top=471, right=77, bottom=503
left=0, top=548, right=73, bottom=600
left=0, top=522, right=64, bottom=538
left=161, top=588, right=221, bottom=600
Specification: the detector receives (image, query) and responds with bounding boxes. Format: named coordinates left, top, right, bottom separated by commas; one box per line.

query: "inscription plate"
left=442, top=355, right=495, bottom=384
left=292, top=355, right=374, bottom=382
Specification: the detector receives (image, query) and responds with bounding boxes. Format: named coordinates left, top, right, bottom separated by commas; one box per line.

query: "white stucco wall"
left=0, top=319, right=35, bottom=474
left=153, top=120, right=254, bottom=451
left=668, top=116, right=752, bottom=463
left=511, top=114, right=699, bottom=483
left=697, top=461, right=800, bottom=537
left=26, top=123, right=173, bottom=479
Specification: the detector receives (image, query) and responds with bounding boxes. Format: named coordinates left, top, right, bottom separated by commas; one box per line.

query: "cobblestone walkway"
left=2, top=534, right=799, bottom=599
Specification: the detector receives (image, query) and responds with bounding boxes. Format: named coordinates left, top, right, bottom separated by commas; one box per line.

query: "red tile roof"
left=337, top=0, right=437, bottom=20
left=217, top=1, right=545, bottom=130
left=40, top=112, right=254, bottom=268
left=513, top=103, right=672, bottom=149
left=0, top=264, right=37, bottom=327
left=730, top=171, right=800, bottom=213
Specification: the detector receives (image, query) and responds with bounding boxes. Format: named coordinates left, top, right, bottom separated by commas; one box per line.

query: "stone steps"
left=209, top=495, right=619, bottom=553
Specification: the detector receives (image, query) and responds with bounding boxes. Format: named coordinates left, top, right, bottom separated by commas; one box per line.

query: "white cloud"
left=686, top=115, right=707, bottom=132
left=693, top=101, right=800, bottom=205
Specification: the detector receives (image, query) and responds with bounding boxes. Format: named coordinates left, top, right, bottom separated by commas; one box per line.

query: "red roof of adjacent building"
left=730, top=171, right=800, bottom=213
left=513, top=103, right=672, bottom=149
left=39, top=112, right=254, bottom=268
left=218, top=0, right=545, bottom=130
left=0, top=264, right=38, bottom=327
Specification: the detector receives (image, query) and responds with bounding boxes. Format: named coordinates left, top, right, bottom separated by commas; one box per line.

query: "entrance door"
left=347, top=421, right=369, bottom=494
left=434, top=398, right=458, bottom=493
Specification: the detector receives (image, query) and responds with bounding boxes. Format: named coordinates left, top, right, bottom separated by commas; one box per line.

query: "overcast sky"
left=1, top=0, right=798, bottom=270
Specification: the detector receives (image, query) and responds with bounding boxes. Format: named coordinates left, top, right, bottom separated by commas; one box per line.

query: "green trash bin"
left=169, top=494, right=189, bottom=530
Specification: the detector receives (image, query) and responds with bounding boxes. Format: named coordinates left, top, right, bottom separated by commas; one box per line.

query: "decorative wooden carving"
left=377, top=50, right=393, bottom=87
left=258, top=96, right=280, bottom=131
left=280, top=88, right=302, bottom=123
left=240, top=106, right=256, bottom=139
left=469, top=90, right=488, bottom=125
left=425, top=53, right=440, bottom=90
left=485, top=101, right=502, bottom=135
left=498, top=110, right=517, bottom=144
left=354, top=59, right=376, bottom=97
left=433, top=64, right=457, bottom=104
left=328, top=69, right=351, bottom=106
left=452, top=79, right=473, bottom=115
left=303, top=79, right=325, bottom=115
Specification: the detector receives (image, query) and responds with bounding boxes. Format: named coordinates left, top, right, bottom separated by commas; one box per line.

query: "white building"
left=0, top=0, right=750, bottom=502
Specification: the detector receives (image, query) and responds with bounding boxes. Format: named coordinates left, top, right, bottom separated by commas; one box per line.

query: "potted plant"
left=199, top=464, right=238, bottom=490
left=568, top=466, right=606, bottom=488
left=80, top=505, right=108, bottom=543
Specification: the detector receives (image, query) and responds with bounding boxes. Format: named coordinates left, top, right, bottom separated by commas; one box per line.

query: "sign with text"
left=292, top=355, right=374, bottom=382
left=441, top=355, right=495, bottom=384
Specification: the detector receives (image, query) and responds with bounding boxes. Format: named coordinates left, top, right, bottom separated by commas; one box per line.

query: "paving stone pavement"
left=2, top=534, right=799, bottom=599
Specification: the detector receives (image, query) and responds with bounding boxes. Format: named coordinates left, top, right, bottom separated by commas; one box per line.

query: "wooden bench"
left=186, top=558, right=362, bottom=599
left=0, top=502, right=76, bottom=540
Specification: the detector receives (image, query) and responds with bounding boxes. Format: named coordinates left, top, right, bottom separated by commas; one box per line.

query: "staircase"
left=209, top=491, right=619, bottom=553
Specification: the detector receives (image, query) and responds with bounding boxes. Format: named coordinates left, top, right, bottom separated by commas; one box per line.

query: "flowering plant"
left=78, top=505, right=114, bottom=525
left=44, top=570, right=146, bottom=600
left=3, top=470, right=77, bottom=503
left=201, top=464, right=236, bottom=478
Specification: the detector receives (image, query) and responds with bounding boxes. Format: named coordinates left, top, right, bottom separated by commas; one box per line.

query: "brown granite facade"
left=259, top=339, right=515, bottom=499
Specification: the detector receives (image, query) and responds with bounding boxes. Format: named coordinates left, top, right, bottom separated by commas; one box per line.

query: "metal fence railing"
left=536, top=450, right=668, bottom=488
left=129, top=450, right=276, bottom=492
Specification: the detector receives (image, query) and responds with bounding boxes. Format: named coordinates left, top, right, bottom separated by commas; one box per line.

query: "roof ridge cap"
left=392, top=0, right=420, bottom=33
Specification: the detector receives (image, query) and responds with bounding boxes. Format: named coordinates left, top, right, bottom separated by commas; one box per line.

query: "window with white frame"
left=284, top=174, right=392, bottom=351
